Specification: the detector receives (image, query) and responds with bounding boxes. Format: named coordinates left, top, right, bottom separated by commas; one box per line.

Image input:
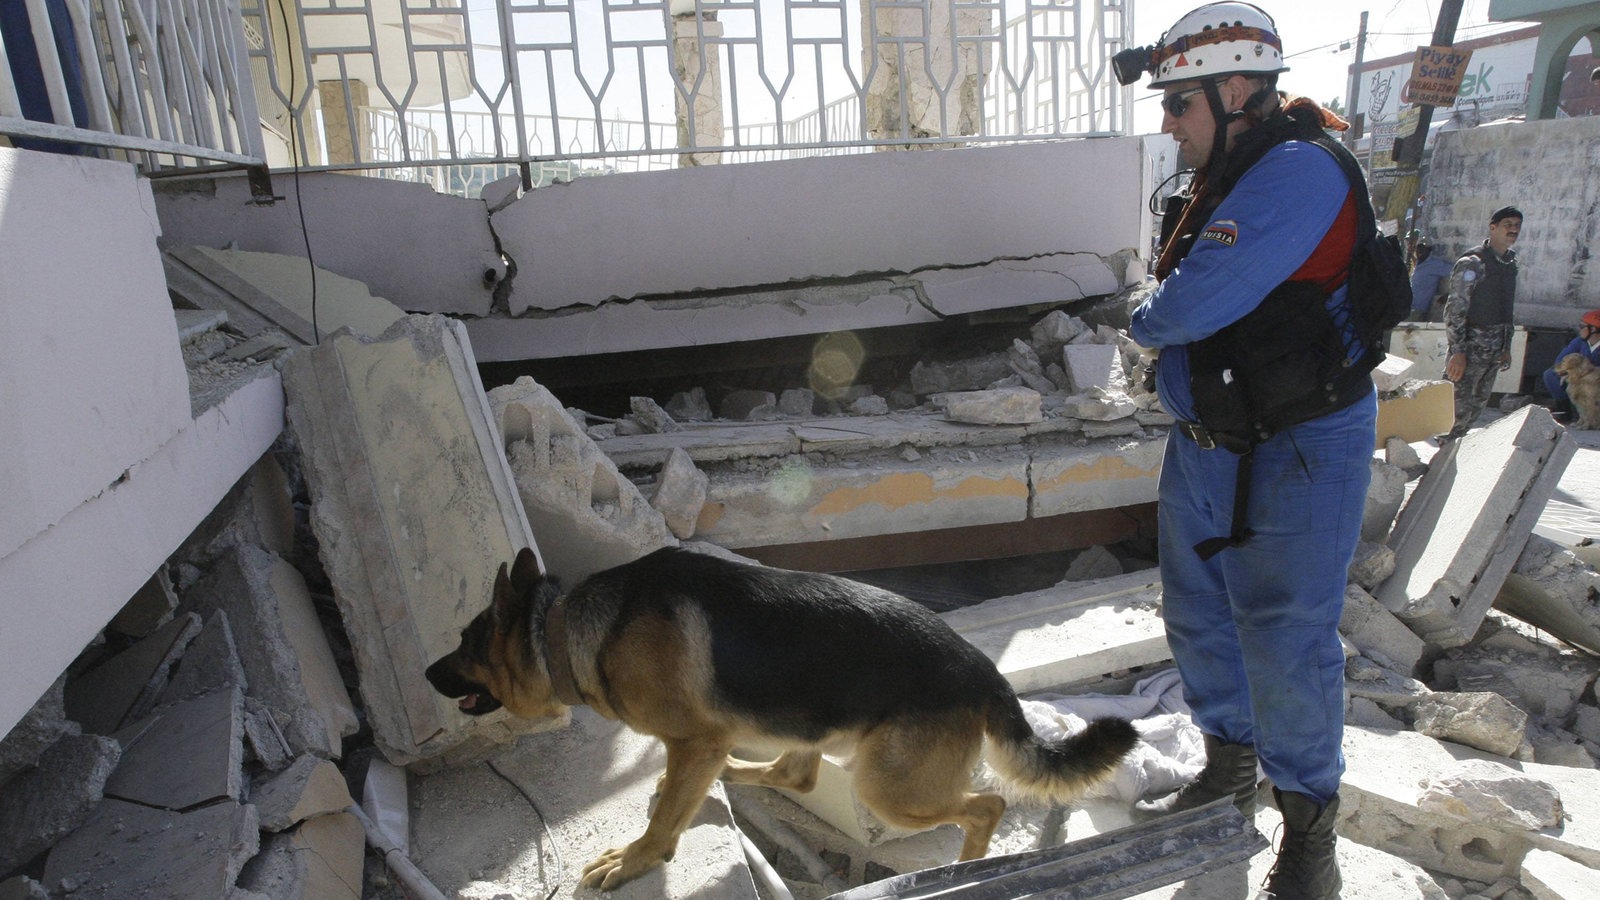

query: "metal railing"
left=0, top=0, right=267, bottom=170
left=2, top=0, right=1132, bottom=192
left=244, top=0, right=1132, bottom=193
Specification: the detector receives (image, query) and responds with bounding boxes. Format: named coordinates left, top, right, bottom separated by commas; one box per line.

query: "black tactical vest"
left=1462, top=244, right=1516, bottom=328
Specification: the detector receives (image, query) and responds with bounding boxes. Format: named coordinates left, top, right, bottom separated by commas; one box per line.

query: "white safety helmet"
left=1147, top=2, right=1287, bottom=88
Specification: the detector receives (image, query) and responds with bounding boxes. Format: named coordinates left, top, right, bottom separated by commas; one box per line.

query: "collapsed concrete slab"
left=486, top=376, right=675, bottom=587
left=1377, top=406, right=1575, bottom=647
left=42, top=798, right=259, bottom=898
left=282, top=315, right=544, bottom=766
left=237, top=812, right=364, bottom=900
left=1340, top=727, right=1600, bottom=884
left=0, top=734, right=120, bottom=877
left=253, top=755, right=355, bottom=832
left=105, top=687, right=245, bottom=810
left=1498, top=534, right=1600, bottom=656
left=63, top=613, right=201, bottom=736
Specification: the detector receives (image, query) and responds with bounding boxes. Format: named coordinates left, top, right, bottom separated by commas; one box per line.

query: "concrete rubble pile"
left=5, top=307, right=1600, bottom=900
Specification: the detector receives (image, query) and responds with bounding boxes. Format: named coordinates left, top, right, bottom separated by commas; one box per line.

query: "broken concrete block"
left=910, top=353, right=1011, bottom=396
left=942, top=387, right=1043, bottom=425
left=173, top=452, right=298, bottom=568
left=42, top=798, right=259, bottom=898
left=1363, top=459, right=1408, bottom=543
left=1341, top=727, right=1600, bottom=883
left=0, top=676, right=72, bottom=787
left=1417, top=760, right=1563, bottom=830
left=1058, top=387, right=1136, bottom=421
left=1340, top=585, right=1426, bottom=676
left=1378, top=406, right=1575, bottom=647
left=1411, top=692, right=1530, bottom=758
left=1348, top=542, right=1396, bottom=592
left=778, top=388, right=815, bottom=417
left=254, top=755, right=355, bottom=832
left=1384, top=435, right=1427, bottom=479
left=182, top=546, right=356, bottom=760
left=652, top=448, right=710, bottom=540
left=64, top=612, right=201, bottom=736
left=237, top=812, right=364, bottom=899
left=1062, top=343, right=1124, bottom=395
left=665, top=387, right=714, bottom=421
left=1497, top=534, right=1600, bottom=656
left=1063, top=545, right=1123, bottom=582
left=1374, top=379, right=1455, bottom=445
left=0, top=734, right=120, bottom=877
left=107, top=568, right=178, bottom=639
left=0, top=877, right=47, bottom=899
left=106, top=687, right=244, bottom=810
left=283, top=315, right=538, bottom=766
left=1029, top=310, right=1090, bottom=351
left=1521, top=846, right=1600, bottom=899
left=243, top=696, right=293, bottom=772
left=155, top=610, right=248, bottom=709
left=490, top=376, right=675, bottom=586
left=629, top=396, right=681, bottom=433
left=1371, top=354, right=1417, bottom=393
left=1440, top=634, right=1598, bottom=722
left=480, top=173, right=520, bottom=213
left=1344, top=655, right=1432, bottom=707
left=849, top=394, right=890, bottom=416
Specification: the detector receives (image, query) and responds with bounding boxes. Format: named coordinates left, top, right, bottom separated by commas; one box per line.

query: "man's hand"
left=1445, top=352, right=1467, bottom=382
left=1498, top=351, right=1512, bottom=372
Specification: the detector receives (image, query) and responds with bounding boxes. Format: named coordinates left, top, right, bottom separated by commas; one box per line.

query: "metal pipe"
left=727, top=788, right=849, bottom=895
left=347, top=804, right=450, bottom=900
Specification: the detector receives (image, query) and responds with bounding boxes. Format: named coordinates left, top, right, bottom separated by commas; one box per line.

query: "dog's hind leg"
left=580, top=735, right=732, bottom=891
left=721, top=750, right=821, bottom=793
left=852, top=717, right=1006, bottom=861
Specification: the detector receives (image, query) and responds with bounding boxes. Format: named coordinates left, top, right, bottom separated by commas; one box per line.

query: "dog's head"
left=425, top=547, right=568, bottom=720
left=1555, top=353, right=1596, bottom=382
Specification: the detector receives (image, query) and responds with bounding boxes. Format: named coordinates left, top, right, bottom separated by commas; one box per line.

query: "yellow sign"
left=1396, top=106, right=1421, bottom=139
left=1406, top=45, right=1473, bottom=107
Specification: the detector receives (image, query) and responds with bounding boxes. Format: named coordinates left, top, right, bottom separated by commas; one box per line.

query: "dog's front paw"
left=580, top=843, right=667, bottom=891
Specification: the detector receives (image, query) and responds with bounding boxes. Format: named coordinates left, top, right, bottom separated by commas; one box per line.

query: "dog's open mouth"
left=455, top=691, right=502, bottom=715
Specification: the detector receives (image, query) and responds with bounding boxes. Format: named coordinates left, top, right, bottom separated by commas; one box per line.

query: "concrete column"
left=670, top=11, right=725, bottom=167
left=861, top=1, right=990, bottom=147
left=317, top=78, right=370, bottom=165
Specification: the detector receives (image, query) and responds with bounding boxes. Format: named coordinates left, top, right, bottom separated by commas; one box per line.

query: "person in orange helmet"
left=1542, top=309, right=1600, bottom=421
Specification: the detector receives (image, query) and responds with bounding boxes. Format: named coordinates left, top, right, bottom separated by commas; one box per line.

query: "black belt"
left=1176, top=421, right=1254, bottom=454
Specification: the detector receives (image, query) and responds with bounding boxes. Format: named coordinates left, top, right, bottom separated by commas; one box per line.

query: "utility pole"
left=1393, top=0, right=1465, bottom=169
left=1343, top=11, right=1369, bottom=149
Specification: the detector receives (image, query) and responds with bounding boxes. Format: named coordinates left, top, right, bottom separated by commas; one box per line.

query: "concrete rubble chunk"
left=1410, top=692, right=1530, bottom=758
left=0, top=676, right=72, bottom=788
left=1521, top=847, right=1600, bottom=899
left=1417, top=760, right=1564, bottom=831
left=1340, top=585, right=1427, bottom=676
left=1062, top=343, right=1126, bottom=396
left=1348, top=541, right=1396, bottom=592
left=0, top=734, right=121, bottom=877
left=1371, top=354, right=1418, bottom=393
left=1385, top=435, right=1427, bottom=479
left=1063, top=545, right=1123, bottom=582
left=282, top=315, right=540, bottom=766
left=778, top=388, right=815, bottom=417
left=1340, top=727, right=1600, bottom=883
left=42, top=797, right=259, bottom=898
left=629, top=396, right=681, bottom=433
left=155, top=610, right=247, bottom=709
left=488, top=375, right=675, bottom=587
left=106, top=687, right=245, bottom=810
left=1378, top=406, right=1576, bottom=647
left=237, top=812, right=364, bottom=899
left=1363, top=459, right=1409, bottom=543
left=181, top=545, right=356, bottom=760
left=1436, top=623, right=1600, bottom=722
left=242, top=696, right=293, bottom=773
left=64, top=612, right=201, bottom=736
left=910, top=353, right=1011, bottom=396
left=665, top=386, right=714, bottom=421
left=1005, top=340, right=1056, bottom=395
left=942, top=387, right=1043, bottom=425
left=253, top=755, right=355, bottom=832
left=1058, top=387, right=1136, bottom=421
left=1029, top=309, right=1090, bottom=350
left=174, top=453, right=299, bottom=566
left=1375, top=380, right=1455, bottom=445
left=0, top=877, right=48, bottom=899
left=849, top=394, right=890, bottom=416
left=720, top=389, right=777, bottom=421
left=652, top=448, right=710, bottom=540
left=1497, top=534, right=1600, bottom=656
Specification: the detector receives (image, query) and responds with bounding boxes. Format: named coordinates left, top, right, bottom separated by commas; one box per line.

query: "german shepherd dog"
left=426, top=546, right=1139, bottom=890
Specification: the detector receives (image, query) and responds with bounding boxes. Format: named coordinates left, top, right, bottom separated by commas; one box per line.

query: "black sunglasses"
left=1162, top=86, right=1207, bottom=118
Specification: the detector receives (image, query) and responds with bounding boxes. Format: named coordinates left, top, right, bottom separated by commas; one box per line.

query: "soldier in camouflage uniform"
left=1442, top=206, right=1522, bottom=440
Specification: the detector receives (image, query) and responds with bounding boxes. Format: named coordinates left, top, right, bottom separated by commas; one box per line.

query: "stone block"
left=182, top=546, right=356, bottom=760
left=172, top=452, right=298, bottom=567
left=238, top=812, right=364, bottom=899
left=1370, top=354, right=1416, bottom=393
left=489, top=376, right=674, bottom=587
left=1374, top=380, right=1456, bottom=446
left=652, top=448, right=709, bottom=540
left=1062, top=343, right=1123, bottom=395
left=155, top=610, right=248, bottom=708
left=253, top=754, right=354, bottom=832
left=720, top=389, right=777, bottom=421
left=1497, top=534, right=1600, bottom=656
left=1339, top=585, right=1426, bottom=676
left=1363, top=459, right=1409, bottom=543
left=0, top=676, right=72, bottom=787
left=42, top=798, right=259, bottom=898
left=106, top=687, right=245, bottom=810
left=942, top=387, right=1042, bottom=425
left=0, top=734, right=120, bottom=877
left=282, top=315, right=538, bottom=766
left=1378, top=406, right=1575, bottom=647
left=64, top=613, right=201, bottom=736
left=1521, top=847, right=1600, bottom=900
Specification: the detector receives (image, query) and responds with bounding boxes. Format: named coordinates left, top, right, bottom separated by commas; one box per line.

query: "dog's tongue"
left=459, top=695, right=478, bottom=711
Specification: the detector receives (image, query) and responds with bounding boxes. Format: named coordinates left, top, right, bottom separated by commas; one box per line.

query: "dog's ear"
left=510, top=546, right=540, bottom=587
left=490, top=559, right=518, bottom=626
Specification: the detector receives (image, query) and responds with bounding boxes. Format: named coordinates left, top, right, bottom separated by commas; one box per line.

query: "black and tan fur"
left=426, top=546, right=1139, bottom=890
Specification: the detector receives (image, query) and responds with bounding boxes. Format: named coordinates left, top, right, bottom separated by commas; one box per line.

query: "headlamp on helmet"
left=1117, top=2, right=1287, bottom=89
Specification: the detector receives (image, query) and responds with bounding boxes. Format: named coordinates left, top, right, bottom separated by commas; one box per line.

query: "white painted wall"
left=0, top=148, right=285, bottom=738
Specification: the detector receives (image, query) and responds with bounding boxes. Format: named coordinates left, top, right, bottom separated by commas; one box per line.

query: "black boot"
left=1262, top=789, right=1341, bottom=899
left=1131, top=733, right=1259, bottom=821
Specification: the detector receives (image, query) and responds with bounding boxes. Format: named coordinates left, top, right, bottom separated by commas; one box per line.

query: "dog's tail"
left=983, top=692, right=1139, bottom=805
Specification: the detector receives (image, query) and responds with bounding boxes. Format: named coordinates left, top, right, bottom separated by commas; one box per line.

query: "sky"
left=1128, top=0, right=1529, bottom=134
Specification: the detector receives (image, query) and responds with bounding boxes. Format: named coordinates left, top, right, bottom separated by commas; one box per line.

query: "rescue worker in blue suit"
left=1541, top=309, right=1600, bottom=419
left=1113, top=5, right=1375, bottom=898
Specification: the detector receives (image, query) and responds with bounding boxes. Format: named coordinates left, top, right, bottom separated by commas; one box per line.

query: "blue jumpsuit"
left=1130, top=142, right=1376, bottom=804
left=1541, top=335, right=1600, bottom=405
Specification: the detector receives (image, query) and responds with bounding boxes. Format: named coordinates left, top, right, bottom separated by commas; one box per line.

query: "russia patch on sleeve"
left=1200, top=219, right=1239, bottom=247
